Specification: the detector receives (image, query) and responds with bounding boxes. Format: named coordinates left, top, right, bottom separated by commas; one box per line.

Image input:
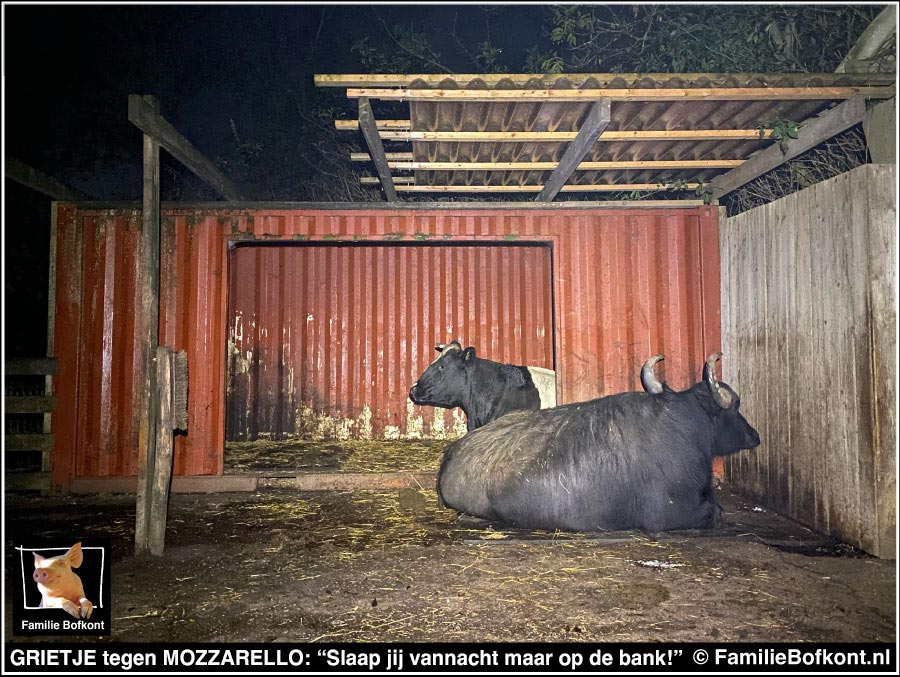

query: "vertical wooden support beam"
left=865, top=166, right=897, bottom=558
left=536, top=98, right=611, bottom=202
left=45, top=204, right=59, bottom=474
left=149, top=346, right=175, bottom=556
left=358, top=96, right=399, bottom=202
left=135, top=95, right=161, bottom=557
left=703, top=205, right=725, bottom=480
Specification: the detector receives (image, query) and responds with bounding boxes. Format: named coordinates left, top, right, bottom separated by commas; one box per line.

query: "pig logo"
left=32, top=542, right=94, bottom=619
left=14, top=538, right=110, bottom=636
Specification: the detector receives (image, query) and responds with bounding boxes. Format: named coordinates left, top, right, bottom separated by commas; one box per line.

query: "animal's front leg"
left=59, top=599, right=81, bottom=619
left=79, top=597, right=94, bottom=619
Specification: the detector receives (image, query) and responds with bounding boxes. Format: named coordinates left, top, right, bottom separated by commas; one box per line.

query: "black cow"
left=409, top=341, right=548, bottom=432
left=436, top=352, right=760, bottom=532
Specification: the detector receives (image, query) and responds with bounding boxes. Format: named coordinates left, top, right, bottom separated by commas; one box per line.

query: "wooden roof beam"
left=5, top=157, right=87, bottom=201
left=374, top=129, right=775, bottom=142
left=357, top=96, right=399, bottom=202
left=346, top=86, right=894, bottom=102
left=359, top=180, right=701, bottom=192
left=538, top=99, right=611, bottom=201
left=710, top=96, right=868, bottom=199
left=128, top=94, right=244, bottom=201
left=341, top=125, right=771, bottom=142
left=316, top=73, right=897, bottom=87
left=361, top=176, right=414, bottom=185
left=336, top=119, right=411, bottom=131
left=385, top=160, right=744, bottom=170
left=352, top=152, right=414, bottom=161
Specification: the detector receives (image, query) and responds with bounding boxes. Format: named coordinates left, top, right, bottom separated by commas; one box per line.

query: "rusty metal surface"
left=226, top=244, right=554, bottom=441
left=53, top=205, right=720, bottom=481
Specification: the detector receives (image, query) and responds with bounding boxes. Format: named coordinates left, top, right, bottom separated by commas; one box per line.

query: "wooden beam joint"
left=128, top=94, right=244, bottom=200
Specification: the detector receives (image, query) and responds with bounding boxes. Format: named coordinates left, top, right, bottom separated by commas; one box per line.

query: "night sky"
left=2, top=3, right=545, bottom=355
left=4, top=4, right=544, bottom=199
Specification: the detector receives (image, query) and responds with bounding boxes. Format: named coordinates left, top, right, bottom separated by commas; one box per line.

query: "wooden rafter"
left=360, top=177, right=414, bottom=185
left=352, top=152, right=414, bottom=161
left=385, top=160, right=744, bottom=170
left=375, top=130, right=776, bottom=142
left=538, top=98, right=611, bottom=201
left=5, top=157, right=86, bottom=201
left=710, top=96, right=868, bottom=198
left=357, top=96, right=398, bottom=202
left=359, top=181, right=701, bottom=192
left=335, top=119, right=411, bottom=130
left=316, top=73, right=897, bottom=87
left=346, top=86, right=894, bottom=103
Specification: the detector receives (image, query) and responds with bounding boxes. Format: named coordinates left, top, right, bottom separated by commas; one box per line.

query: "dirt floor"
left=4, top=479, right=895, bottom=644
left=224, top=438, right=447, bottom=473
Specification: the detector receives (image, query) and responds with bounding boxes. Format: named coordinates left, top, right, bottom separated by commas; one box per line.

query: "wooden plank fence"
left=5, top=358, right=58, bottom=492
left=720, top=164, right=896, bottom=558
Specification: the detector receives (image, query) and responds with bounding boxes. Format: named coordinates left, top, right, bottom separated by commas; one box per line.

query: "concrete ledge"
left=69, top=476, right=260, bottom=494
left=66, top=472, right=437, bottom=494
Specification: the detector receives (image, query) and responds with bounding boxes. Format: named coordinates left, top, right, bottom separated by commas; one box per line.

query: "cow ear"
left=462, top=347, right=476, bottom=362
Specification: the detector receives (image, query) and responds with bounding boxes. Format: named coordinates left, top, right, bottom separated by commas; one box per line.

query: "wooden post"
left=135, top=95, right=161, bottom=557
left=149, top=346, right=175, bottom=556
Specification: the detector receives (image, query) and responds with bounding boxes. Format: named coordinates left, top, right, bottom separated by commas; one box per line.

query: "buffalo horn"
left=640, top=354, right=665, bottom=394
left=435, top=340, right=461, bottom=355
left=704, top=352, right=734, bottom=409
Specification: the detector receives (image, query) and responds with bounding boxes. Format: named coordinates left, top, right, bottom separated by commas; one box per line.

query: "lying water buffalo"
left=409, top=341, right=554, bottom=432
left=437, top=353, right=760, bottom=532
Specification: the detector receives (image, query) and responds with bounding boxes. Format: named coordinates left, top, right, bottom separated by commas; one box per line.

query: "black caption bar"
left=4, top=643, right=895, bottom=674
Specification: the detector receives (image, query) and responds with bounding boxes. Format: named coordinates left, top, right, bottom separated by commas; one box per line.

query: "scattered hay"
left=244, top=497, right=319, bottom=521
left=225, top=439, right=448, bottom=473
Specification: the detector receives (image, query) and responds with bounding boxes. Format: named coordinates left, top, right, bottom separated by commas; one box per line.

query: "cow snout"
left=746, top=427, right=761, bottom=449
left=409, top=384, right=420, bottom=402
left=33, top=569, right=48, bottom=583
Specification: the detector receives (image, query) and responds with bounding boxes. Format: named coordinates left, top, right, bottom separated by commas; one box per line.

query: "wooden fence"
left=5, top=357, right=57, bottom=492
left=720, top=163, right=895, bottom=558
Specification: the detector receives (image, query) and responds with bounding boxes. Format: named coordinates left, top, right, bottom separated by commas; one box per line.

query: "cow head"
left=702, top=352, right=761, bottom=454
left=409, top=340, right=477, bottom=408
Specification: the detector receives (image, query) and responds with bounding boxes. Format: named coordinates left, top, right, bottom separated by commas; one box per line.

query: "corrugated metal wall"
left=225, top=244, right=554, bottom=441
left=721, top=165, right=896, bottom=558
left=52, top=206, right=721, bottom=484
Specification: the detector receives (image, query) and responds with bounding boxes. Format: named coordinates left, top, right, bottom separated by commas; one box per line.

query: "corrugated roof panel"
left=366, top=72, right=893, bottom=194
